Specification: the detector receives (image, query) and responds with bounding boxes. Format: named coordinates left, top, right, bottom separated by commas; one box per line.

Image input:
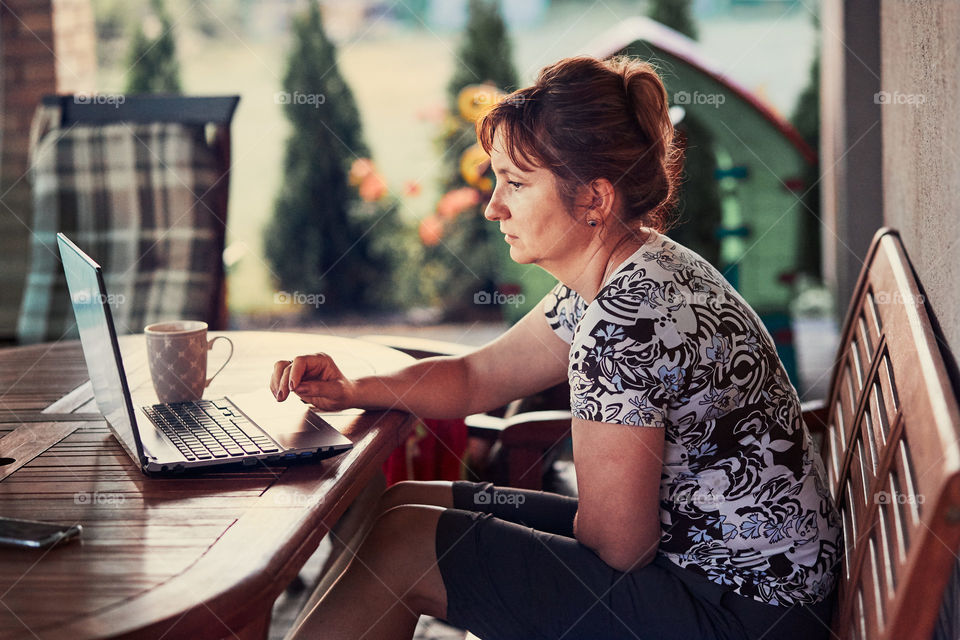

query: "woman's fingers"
left=287, top=355, right=312, bottom=391
left=289, top=354, right=342, bottom=391
left=271, top=360, right=292, bottom=400
left=272, top=354, right=347, bottom=405
left=278, top=364, right=293, bottom=401
left=292, top=380, right=339, bottom=400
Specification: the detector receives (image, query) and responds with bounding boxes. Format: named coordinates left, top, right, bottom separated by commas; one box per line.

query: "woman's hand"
left=270, top=353, right=357, bottom=411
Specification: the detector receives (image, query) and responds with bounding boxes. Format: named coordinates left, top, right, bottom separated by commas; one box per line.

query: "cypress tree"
left=264, top=1, right=394, bottom=313
left=791, top=16, right=822, bottom=280
left=124, top=0, right=182, bottom=94
left=649, top=0, right=698, bottom=40
left=443, top=0, right=518, bottom=193
left=446, top=0, right=518, bottom=110
left=423, top=0, right=519, bottom=317
left=672, top=116, right=722, bottom=268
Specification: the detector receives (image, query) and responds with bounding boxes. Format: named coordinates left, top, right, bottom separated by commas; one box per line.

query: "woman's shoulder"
left=597, top=232, right=743, bottom=311
left=610, top=232, right=727, bottom=292
left=544, top=232, right=745, bottom=345
left=589, top=234, right=725, bottom=325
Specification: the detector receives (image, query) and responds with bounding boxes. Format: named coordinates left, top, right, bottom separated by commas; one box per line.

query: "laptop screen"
left=57, top=233, right=144, bottom=464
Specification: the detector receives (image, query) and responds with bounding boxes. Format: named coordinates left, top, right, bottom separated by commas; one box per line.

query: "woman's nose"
left=484, top=191, right=507, bottom=221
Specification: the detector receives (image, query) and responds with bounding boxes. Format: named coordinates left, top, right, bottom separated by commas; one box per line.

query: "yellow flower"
left=457, top=84, right=504, bottom=122
left=460, top=143, right=493, bottom=192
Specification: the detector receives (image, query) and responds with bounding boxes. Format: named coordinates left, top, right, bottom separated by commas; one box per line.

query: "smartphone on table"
left=0, top=516, right=82, bottom=549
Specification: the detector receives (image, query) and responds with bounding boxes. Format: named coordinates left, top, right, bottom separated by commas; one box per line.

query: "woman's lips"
left=503, top=233, right=517, bottom=243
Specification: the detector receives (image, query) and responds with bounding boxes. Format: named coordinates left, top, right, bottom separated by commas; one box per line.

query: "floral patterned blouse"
left=543, top=231, right=841, bottom=606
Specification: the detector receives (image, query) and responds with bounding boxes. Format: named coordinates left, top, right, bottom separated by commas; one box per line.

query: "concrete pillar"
left=880, top=0, right=960, bottom=362
left=820, top=0, right=884, bottom=317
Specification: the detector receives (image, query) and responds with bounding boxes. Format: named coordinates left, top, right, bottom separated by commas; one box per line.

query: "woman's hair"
left=477, top=56, right=682, bottom=235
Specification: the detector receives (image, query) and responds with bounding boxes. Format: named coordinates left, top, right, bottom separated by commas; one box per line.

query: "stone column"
left=820, top=0, right=884, bottom=318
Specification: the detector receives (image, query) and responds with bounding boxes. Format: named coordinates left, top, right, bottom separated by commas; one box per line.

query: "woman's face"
left=484, top=132, right=588, bottom=267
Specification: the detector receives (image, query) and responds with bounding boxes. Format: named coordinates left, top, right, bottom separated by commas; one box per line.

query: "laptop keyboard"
left=143, top=399, right=280, bottom=461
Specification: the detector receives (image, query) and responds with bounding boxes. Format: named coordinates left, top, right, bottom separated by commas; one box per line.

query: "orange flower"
left=436, top=187, right=481, bottom=220
left=349, top=158, right=375, bottom=186
left=359, top=172, right=388, bottom=202
left=419, top=215, right=443, bottom=246
left=403, top=180, right=422, bottom=197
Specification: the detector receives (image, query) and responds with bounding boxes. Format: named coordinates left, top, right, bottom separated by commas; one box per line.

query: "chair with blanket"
left=17, top=94, right=239, bottom=343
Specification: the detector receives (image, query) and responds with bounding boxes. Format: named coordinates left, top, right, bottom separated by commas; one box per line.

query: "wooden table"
left=0, top=331, right=416, bottom=639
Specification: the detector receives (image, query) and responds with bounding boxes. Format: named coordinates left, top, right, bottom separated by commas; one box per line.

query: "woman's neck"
left=557, top=228, right=653, bottom=303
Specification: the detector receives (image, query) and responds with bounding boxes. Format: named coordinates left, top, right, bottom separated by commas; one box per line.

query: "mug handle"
left=205, top=335, right=234, bottom=388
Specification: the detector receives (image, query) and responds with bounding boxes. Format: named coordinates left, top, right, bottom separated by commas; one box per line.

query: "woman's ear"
left=589, top=178, right=617, bottom=221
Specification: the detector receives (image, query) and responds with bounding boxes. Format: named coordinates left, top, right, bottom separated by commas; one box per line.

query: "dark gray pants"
left=435, top=481, right=835, bottom=640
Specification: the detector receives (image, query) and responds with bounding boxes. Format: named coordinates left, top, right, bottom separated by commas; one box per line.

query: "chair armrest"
left=357, top=334, right=473, bottom=360
left=801, top=398, right=829, bottom=454
left=801, top=398, right=828, bottom=434
left=500, top=410, right=572, bottom=447
left=465, top=410, right=572, bottom=448
left=464, top=412, right=508, bottom=436
left=362, top=335, right=524, bottom=421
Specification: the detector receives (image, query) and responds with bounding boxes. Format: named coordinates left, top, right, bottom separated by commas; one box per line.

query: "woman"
left=271, top=56, right=841, bottom=640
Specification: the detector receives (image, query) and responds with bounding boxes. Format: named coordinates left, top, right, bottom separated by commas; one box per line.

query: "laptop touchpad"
left=226, top=389, right=356, bottom=449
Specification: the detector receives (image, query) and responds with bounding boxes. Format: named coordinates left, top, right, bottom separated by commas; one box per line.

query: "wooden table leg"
left=231, top=610, right=270, bottom=640
left=288, top=471, right=387, bottom=633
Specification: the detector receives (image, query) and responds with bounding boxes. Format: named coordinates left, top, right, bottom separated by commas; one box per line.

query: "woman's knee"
left=377, top=480, right=454, bottom=514
left=354, top=506, right=441, bottom=589
left=355, top=504, right=448, bottom=615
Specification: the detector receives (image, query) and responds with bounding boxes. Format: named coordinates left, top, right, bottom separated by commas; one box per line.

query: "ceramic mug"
left=144, top=321, right=233, bottom=403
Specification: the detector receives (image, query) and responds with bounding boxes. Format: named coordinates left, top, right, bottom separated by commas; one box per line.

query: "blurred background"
left=1, top=0, right=832, bottom=396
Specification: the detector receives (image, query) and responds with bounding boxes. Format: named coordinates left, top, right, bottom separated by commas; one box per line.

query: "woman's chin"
left=507, top=246, right=535, bottom=264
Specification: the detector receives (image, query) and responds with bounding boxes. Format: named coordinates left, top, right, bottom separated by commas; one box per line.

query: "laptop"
left=57, top=232, right=354, bottom=474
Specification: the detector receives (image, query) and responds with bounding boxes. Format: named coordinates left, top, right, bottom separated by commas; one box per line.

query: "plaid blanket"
left=18, top=103, right=227, bottom=343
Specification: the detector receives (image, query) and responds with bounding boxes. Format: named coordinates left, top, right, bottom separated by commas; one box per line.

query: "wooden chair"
left=17, top=95, right=239, bottom=343
left=798, top=227, right=960, bottom=639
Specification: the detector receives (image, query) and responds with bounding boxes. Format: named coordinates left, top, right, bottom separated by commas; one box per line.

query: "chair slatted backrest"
left=817, top=228, right=960, bottom=640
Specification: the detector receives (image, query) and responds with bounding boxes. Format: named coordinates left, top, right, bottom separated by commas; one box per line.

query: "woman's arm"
left=269, top=304, right=570, bottom=419
left=572, top=418, right=665, bottom=572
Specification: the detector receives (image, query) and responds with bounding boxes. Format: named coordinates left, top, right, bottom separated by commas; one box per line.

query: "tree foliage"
left=264, top=1, right=403, bottom=314
left=124, top=0, right=182, bottom=94
left=446, top=0, right=518, bottom=110
left=791, top=17, right=822, bottom=280
left=649, top=0, right=698, bottom=40
left=421, top=0, right=519, bottom=317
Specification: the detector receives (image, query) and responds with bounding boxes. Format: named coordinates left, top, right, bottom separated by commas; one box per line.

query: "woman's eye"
left=507, top=181, right=522, bottom=190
